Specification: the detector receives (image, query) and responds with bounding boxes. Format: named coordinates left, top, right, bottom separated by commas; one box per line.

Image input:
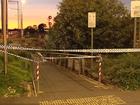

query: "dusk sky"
left=0, top=0, right=130, bottom=29
left=23, top=0, right=62, bottom=27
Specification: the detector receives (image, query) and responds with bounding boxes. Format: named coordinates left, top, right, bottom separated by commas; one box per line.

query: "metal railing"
left=43, top=52, right=103, bottom=83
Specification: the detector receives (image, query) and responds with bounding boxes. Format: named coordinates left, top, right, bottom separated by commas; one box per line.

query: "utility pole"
left=8, top=0, right=20, bottom=35
left=1, top=0, right=8, bottom=75
left=17, top=1, right=20, bottom=29
left=20, top=0, right=24, bottom=38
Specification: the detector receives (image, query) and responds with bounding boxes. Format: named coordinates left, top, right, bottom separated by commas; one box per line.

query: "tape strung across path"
left=0, top=50, right=34, bottom=62
left=0, top=45, right=140, bottom=53
left=0, top=44, right=140, bottom=62
left=44, top=56, right=99, bottom=60
left=0, top=50, right=100, bottom=63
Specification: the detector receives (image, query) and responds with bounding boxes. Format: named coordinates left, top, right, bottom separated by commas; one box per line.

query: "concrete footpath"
left=0, top=62, right=140, bottom=105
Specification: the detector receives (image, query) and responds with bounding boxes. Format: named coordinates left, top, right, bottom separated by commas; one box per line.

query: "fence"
left=2, top=45, right=140, bottom=94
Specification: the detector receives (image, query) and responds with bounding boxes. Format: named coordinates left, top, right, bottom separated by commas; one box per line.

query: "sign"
left=131, top=1, right=140, bottom=17
left=88, top=12, right=96, bottom=28
left=48, top=22, right=52, bottom=28
left=48, top=16, right=52, bottom=20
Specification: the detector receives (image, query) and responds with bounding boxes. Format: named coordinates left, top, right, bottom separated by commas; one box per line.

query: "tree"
left=48, top=0, right=133, bottom=49
left=24, top=26, right=37, bottom=37
left=38, top=23, right=47, bottom=38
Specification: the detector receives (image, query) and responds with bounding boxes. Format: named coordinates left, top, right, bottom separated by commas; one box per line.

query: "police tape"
left=1, top=45, right=140, bottom=53
left=0, top=45, right=45, bottom=51
left=46, top=52, right=92, bottom=57
left=43, top=56, right=99, bottom=60
left=45, top=48, right=140, bottom=53
left=0, top=50, right=35, bottom=62
left=8, top=52, right=35, bottom=62
left=0, top=49, right=100, bottom=63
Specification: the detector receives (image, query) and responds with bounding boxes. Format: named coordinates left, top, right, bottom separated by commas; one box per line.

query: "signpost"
left=131, top=0, right=140, bottom=48
left=88, top=12, right=96, bottom=50
left=88, top=12, right=96, bottom=69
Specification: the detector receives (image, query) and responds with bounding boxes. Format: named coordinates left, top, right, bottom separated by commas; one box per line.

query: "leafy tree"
left=24, top=26, right=37, bottom=37
left=48, top=0, right=133, bottom=49
left=38, top=23, right=47, bottom=38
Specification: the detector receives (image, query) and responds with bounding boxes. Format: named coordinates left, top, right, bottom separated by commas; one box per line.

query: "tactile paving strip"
left=40, top=95, right=126, bottom=105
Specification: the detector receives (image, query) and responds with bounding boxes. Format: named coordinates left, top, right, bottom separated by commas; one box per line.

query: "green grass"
left=0, top=54, right=33, bottom=96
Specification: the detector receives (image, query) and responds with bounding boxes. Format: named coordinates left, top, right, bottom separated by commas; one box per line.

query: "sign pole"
left=91, top=28, right=93, bottom=69
left=88, top=12, right=96, bottom=69
left=131, top=1, right=140, bottom=48
left=134, top=18, right=137, bottom=48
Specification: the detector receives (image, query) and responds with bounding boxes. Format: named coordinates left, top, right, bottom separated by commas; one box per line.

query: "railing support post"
left=98, top=54, right=103, bottom=83
left=36, top=62, right=40, bottom=94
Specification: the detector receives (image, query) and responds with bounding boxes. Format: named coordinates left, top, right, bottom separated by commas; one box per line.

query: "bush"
left=0, top=54, right=32, bottom=96
left=103, top=53, right=140, bottom=90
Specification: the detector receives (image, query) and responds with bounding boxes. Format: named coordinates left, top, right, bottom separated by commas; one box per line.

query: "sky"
left=0, top=0, right=61, bottom=29
left=21, top=0, right=62, bottom=28
left=0, top=0, right=130, bottom=29
left=122, top=0, right=130, bottom=7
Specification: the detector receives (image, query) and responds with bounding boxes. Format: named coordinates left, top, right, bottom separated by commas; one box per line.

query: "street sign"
left=48, top=22, right=52, bottom=28
left=48, top=16, right=52, bottom=20
left=88, top=12, right=96, bottom=28
left=131, top=1, right=140, bottom=17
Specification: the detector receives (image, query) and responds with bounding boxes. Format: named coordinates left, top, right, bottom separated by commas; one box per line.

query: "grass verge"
left=0, top=54, right=33, bottom=97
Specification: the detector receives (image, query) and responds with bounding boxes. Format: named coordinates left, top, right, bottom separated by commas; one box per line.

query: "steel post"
left=91, top=28, right=93, bottom=69
left=134, top=18, right=137, bottom=48
left=36, top=62, right=40, bottom=94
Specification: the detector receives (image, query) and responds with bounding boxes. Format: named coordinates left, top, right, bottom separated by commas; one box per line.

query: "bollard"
left=98, top=54, right=103, bottom=82
left=36, top=62, right=40, bottom=93
left=36, top=62, right=40, bottom=80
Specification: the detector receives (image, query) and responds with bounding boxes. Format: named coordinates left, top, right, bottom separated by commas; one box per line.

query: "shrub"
left=103, top=53, right=140, bottom=90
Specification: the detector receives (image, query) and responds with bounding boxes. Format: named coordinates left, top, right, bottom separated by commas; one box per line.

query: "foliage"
left=38, top=23, right=47, bottom=33
left=24, top=23, right=47, bottom=38
left=24, top=26, right=38, bottom=37
left=0, top=54, right=32, bottom=96
left=48, top=0, right=133, bottom=49
left=103, top=54, right=140, bottom=90
left=38, top=23, right=47, bottom=38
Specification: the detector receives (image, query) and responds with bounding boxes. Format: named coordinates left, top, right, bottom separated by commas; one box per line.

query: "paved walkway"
left=38, top=62, right=140, bottom=105
left=0, top=62, right=140, bottom=105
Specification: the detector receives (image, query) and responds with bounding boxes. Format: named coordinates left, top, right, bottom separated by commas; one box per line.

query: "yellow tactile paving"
left=39, top=95, right=126, bottom=105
